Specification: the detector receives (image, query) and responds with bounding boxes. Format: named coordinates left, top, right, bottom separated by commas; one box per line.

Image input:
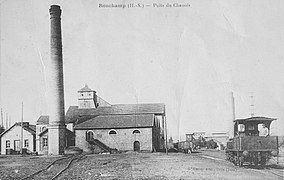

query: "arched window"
left=109, top=130, right=117, bottom=135
left=132, top=130, right=140, bottom=134
left=86, top=131, right=94, bottom=141
left=41, top=126, right=46, bottom=132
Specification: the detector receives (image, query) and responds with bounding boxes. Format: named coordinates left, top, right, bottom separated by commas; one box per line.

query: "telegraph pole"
left=5, top=112, right=8, bottom=129
left=230, top=92, right=235, bottom=138
left=20, top=102, right=23, bottom=154
left=165, top=116, right=168, bottom=155
left=0, top=3, right=2, bottom=115
left=1, top=108, right=3, bottom=128
left=163, top=105, right=168, bottom=155
left=9, top=115, right=11, bottom=127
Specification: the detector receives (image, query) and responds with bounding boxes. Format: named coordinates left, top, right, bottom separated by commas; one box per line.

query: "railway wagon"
left=177, top=141, right=195, bottom=153
left=226, top=117, right=278, bottom=166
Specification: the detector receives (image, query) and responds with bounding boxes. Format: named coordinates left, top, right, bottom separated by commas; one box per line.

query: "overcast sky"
left=1, top=0, right=284, bottom=141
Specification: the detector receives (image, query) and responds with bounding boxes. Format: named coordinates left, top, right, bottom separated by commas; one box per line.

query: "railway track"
left=21, top=153, right=87, bottom=180
left=262, top=166, right=284, bottom=179
left=199, top=152, right=284, bottom=179
left=245, top=164, right=284, bottom=179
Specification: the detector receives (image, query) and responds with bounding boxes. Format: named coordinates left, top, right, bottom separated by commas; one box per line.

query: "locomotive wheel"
left=238, top=156, right=244, bottom=167
left=253, top=159, right=258, bottom=166
left=233, top=152, right=243, bottom=167
left=260, top=152, right=268, bottom=166
left=226, top=152, right=234, bottom=162
left=225, top=152, right=229, bottom=160
left=253, top=152, right=260, bottom=166
left=233, top=155, right=238, bottom=165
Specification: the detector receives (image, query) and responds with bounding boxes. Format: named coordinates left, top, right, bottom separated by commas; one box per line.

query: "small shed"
left=0, top=122, right=36, bottom=155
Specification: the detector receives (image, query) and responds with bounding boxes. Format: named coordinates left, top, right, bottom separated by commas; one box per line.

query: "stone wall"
left=75, top=128, right=153, bottom=152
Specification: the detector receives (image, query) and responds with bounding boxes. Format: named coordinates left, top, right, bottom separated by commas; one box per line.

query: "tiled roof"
left=66, top=103, right=165, bottom=124
left=37, top=116, right=49, bottom=125
left=78, top=84, right=95, bottom=92
left=74, top=114, right=154, bottom=129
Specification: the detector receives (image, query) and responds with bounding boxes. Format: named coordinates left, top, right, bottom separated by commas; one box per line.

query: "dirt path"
left=0, top=152, right=283, bottom=179
left=61, top=152, right=283, bottom=179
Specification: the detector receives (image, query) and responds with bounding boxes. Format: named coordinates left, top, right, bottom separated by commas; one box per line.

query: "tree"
left=205, top=139, right=218, bottom=149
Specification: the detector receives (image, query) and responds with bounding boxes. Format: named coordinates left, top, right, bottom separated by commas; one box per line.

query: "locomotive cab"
left=234, top=118, right=273, bottom=137
left=226, top=117, right=278, bottom=166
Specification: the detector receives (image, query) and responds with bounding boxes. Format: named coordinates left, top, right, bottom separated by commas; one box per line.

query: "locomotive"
left=226, top=117, right=279, bottom=166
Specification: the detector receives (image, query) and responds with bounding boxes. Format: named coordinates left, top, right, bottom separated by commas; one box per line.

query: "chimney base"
left=48, top=125, right=66, bottom=155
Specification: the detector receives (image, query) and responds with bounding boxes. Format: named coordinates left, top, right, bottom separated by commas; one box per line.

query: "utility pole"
left=231, top=92, right=236, bottom=121
left=20, top=102, right=23, bottom=154
left=1, top=108, right=3, bottom=128
left=230, top=92, right=235, bottom=138
left=5, top=112, right=8, bottom=129
left=163, top=105, right=168, bottom=155
left=0, top=3, right=2, bottom=116
left=9, top=115, right=11, bottom=127
left=165, top=116, right=168, bottom=155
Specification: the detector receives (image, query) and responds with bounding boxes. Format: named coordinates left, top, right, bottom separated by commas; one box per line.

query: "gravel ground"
left=0, top=151, right=283, bottom=180
left=60, top=151, right=283, bottom=180
left=0, top=155, right=61, bottom=180
left=198, top=149, right=284, bottom=167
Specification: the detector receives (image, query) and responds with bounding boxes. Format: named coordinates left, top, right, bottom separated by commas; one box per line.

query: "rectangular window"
left=24, top=139, right=29, bottom=148
left=6, top=140, right=10, bottom=148
left=43, top=138, right=48, bottom=147
left=238, top=124, right=245, bottom=132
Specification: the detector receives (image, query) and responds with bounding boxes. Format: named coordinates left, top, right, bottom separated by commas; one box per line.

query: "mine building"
left=65, top=85, right=166, bottom=153
left=36, top=116, right=75, bottom=155
left=0, top=122, right=36, bottom=155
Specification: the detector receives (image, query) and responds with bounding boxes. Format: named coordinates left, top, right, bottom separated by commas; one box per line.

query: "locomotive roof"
left=233, top=116, right=276, bottom=123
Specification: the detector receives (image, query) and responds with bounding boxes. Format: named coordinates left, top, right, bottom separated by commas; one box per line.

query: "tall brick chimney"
left=48, top=5, right=66, bottom=155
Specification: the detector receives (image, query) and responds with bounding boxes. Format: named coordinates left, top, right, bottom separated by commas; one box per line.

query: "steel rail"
left=20, top=155, right=75, bottom=180
left=51, top=154, right=86, bottom=180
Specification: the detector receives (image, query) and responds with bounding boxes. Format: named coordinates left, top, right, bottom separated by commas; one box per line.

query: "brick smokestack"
left=48, top=5, right=66, bottom=155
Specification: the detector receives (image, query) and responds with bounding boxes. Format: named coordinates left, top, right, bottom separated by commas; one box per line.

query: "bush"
left=206, top=139, right=218, bottom=149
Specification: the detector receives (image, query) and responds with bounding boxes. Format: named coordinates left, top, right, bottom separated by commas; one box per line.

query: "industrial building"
left=66, top=85, right=166, bottom=153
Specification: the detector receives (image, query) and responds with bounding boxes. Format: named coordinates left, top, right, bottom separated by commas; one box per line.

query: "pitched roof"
left=234, top=117, right=277, bottom=129
left=78, top=84, right=95, bottom=92
left=37, top=116, right=49, bottom=125
left=38, top=127, right=74, bottom=137
left=66, top=103, right=165, bottom=124
left=0, top=122, right=36, bottom=137
left=74, top=114, right=154, bottom=129
left=38, top=128, right=48, bottom=136
left=27, top=124, right=36, bottom=133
